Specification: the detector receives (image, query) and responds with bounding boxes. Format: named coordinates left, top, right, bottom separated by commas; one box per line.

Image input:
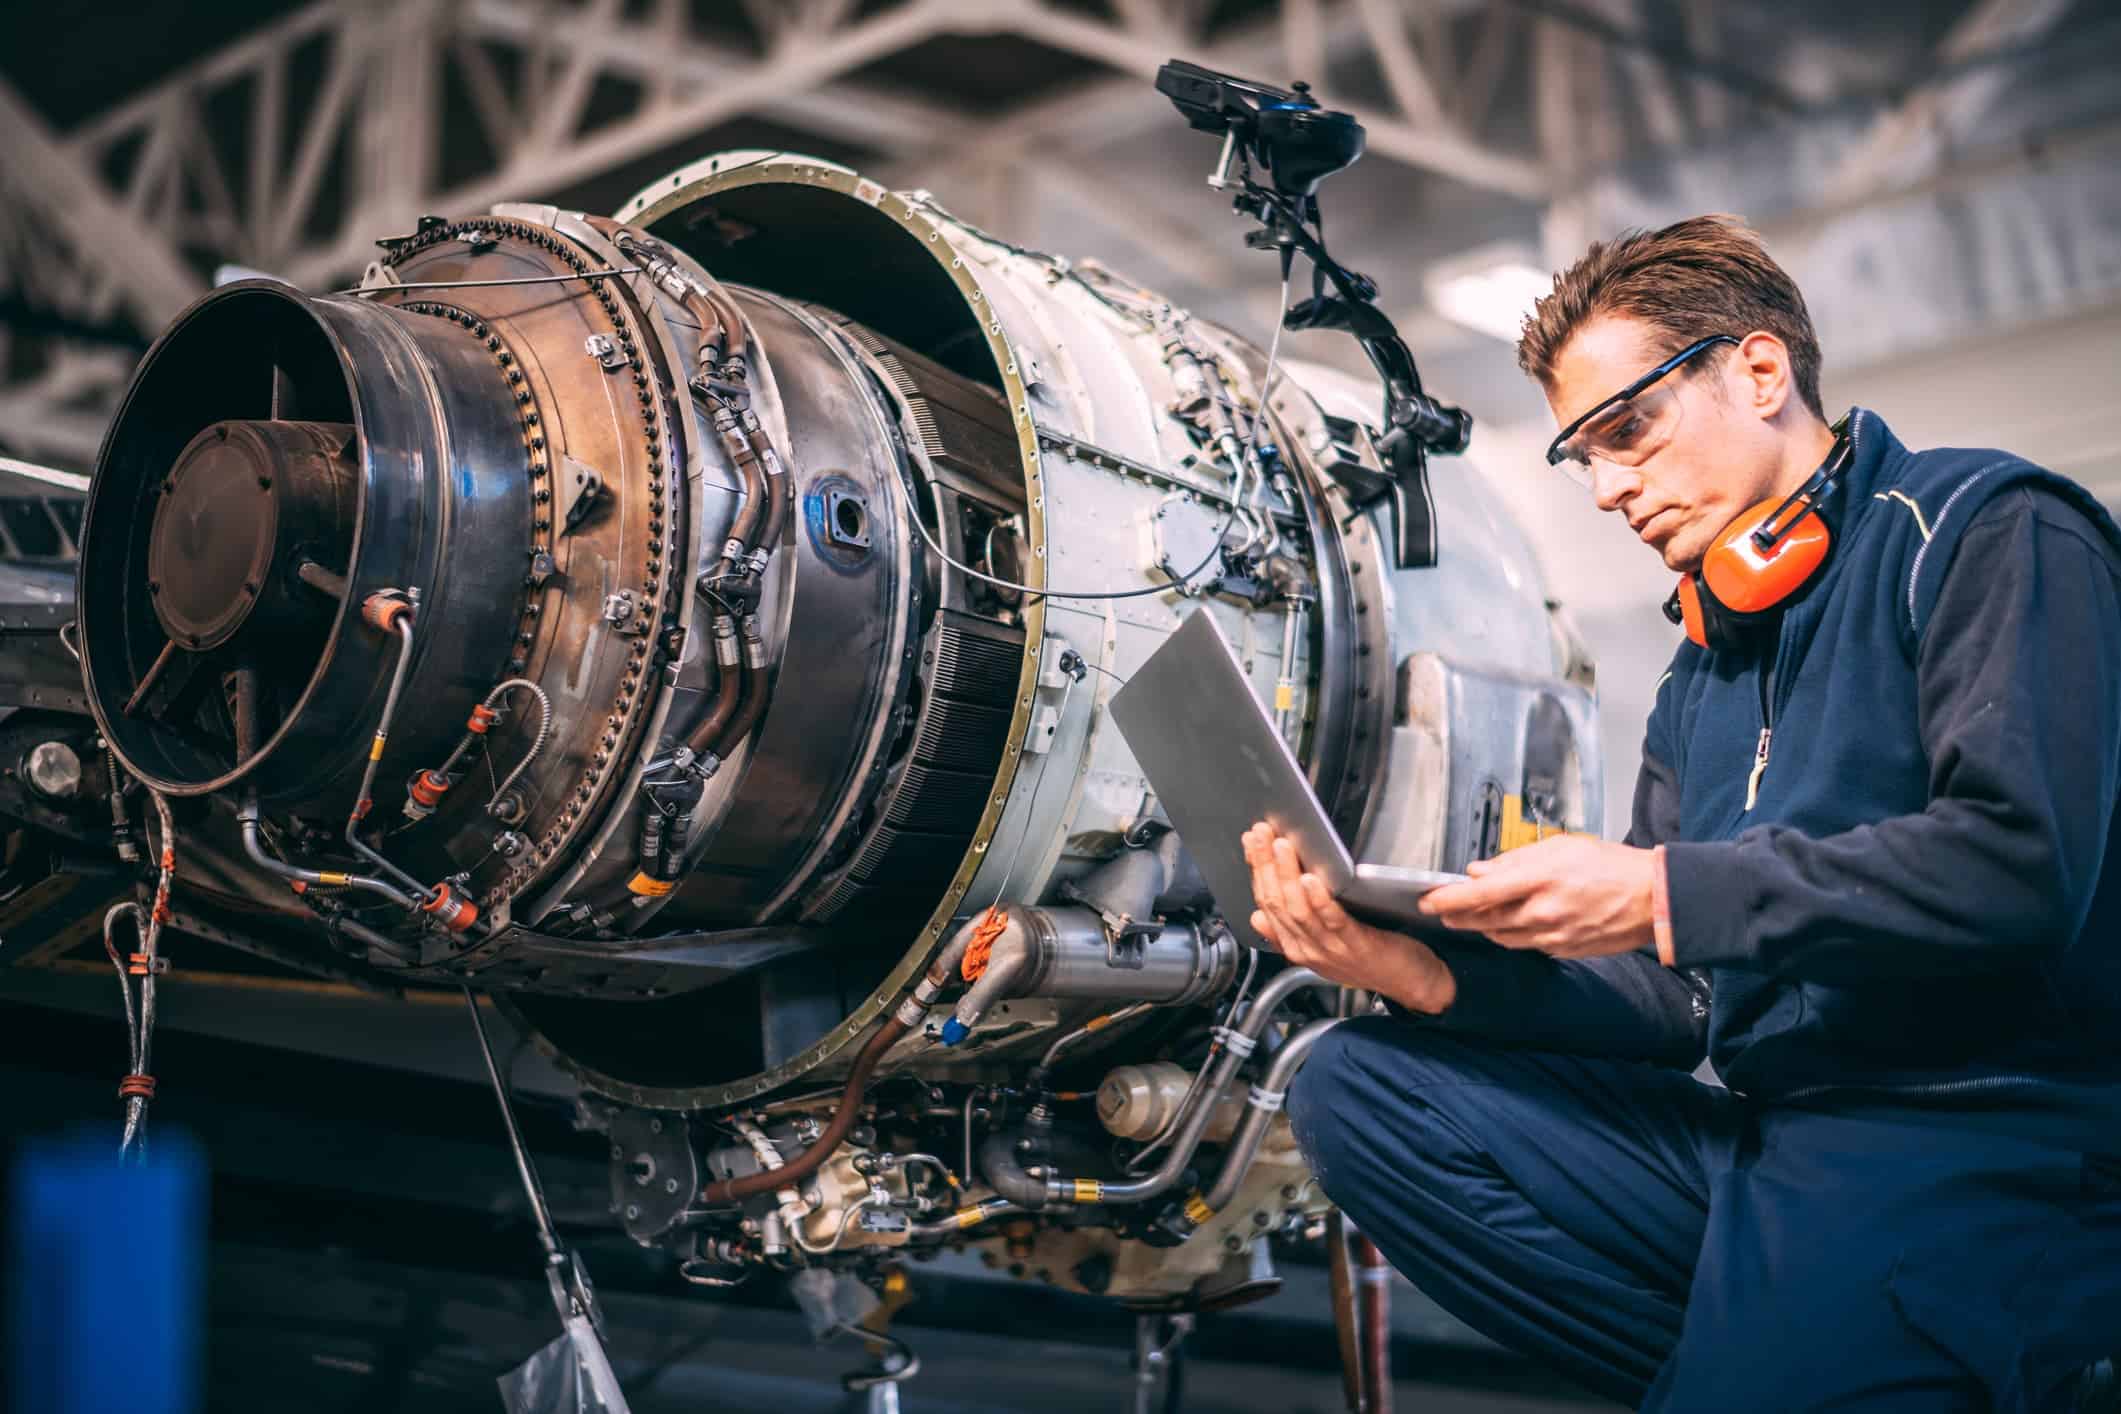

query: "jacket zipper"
left=1744, top=634, right=1777, bottom=812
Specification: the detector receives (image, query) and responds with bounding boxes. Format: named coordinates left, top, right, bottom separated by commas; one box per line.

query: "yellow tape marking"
left=627, top=873, right=677, bottom=897
left=316, top=872, right=351, bottom=886
left=1496, top=794, right=1589, bottom=855
left=1183, top=1193, right=1215, bottom=1224
left=1073, top=1178, right=1103, bottom=1204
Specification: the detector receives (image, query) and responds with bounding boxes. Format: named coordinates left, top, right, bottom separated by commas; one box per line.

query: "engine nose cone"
left=149, top=423, right=280, bottom=650
left=146, top=419, right=355, bottom=653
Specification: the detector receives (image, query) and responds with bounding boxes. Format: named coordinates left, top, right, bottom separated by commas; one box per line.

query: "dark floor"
left=205, top=1241, right=1614, bottom=1413
left=2, top=975, right=1617, bottom=1413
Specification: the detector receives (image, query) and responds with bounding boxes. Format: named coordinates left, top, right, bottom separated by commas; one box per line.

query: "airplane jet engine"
left=46, top=150, right=1602, bottom=1307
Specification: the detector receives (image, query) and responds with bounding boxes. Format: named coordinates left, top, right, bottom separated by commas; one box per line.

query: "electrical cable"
left=336, top=268, right=644, bottom=296
left=108, top=789, right=175, bottom=1160
left=480, top=679, right=553, bottom=813
left=870, top=274, right=1293, bottom=604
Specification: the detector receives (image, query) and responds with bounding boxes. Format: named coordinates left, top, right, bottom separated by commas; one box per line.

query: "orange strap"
left=961, top=907, right=1010, bottom=981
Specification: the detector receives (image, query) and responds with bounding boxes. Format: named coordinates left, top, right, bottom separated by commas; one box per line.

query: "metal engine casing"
left=53, top=151, right=1601, bottom=1306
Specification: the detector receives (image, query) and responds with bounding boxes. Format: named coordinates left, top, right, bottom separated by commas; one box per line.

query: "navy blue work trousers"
left=1286, top=1018, right=2121, bottom=1411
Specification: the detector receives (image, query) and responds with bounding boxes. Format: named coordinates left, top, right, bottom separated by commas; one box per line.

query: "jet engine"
left=35, top=150, right=1601, bottom=1308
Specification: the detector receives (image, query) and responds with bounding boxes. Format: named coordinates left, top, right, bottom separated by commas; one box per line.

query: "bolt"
left=624, top=1204, right=640, bottom=1221
left=665, top=1178, right=679, bottom=1194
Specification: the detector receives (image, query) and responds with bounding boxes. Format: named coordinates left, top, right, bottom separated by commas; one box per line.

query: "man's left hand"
left=1419, top=835, right=1658, bottom=960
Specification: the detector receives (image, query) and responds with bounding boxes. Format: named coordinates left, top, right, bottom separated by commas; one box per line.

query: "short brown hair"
left=1516, top=214, right=1824, bottom=420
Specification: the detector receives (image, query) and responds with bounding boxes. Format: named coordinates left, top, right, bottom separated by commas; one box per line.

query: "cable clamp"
left=1210, top=1025, right=1257, bottom=1059
left=127, top=953, right=170, bottom=977
left=1245, top=1085, right=1287, bottom=1112
left=117, top=1074, right=157, bottom=1100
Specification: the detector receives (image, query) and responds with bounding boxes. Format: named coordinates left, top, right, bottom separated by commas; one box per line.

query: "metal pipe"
left=1031, top=1002, right=1154, bottom=1087
left=343, top=617, right=432, bottom=899
left=978, top=1129, right=1051, bottom=1209
left=239, top=798, right=422, bottom=910
left=909, top=1196, right=1022, bottom=1242
left=1200, top=1017, right=1341, bottom=1212
left=987, top=967, right=1330, bottom=1209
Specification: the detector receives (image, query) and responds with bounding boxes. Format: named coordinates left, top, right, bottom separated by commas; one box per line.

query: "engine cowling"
left=66, top=152, right=1600, bottom=1305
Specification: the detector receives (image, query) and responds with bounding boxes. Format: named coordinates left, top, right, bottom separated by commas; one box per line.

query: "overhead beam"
left=283, top=0, right=957, bottom=287
left=1820, top=0, right=2077, bottom=205
left=1354, top=0, right=1449, bottom=131
left=945, top=0, right=1545, bottom=201
left=0, top=80, right=206, bottom=329
left=461, top=0, right=971, bottom=158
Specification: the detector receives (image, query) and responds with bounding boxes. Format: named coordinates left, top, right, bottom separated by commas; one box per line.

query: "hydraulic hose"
left=699, top=966, right=950, bottom=1206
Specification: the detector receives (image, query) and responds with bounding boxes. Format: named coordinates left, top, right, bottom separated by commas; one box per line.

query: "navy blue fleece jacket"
left=1410, top=409, right=2121, bottom=1142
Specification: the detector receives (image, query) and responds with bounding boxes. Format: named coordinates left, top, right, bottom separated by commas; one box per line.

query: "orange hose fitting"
left=421, top=883, right=478, bottom=932
left=409, top=769, right=451, bottom=808
left=118, top=1074, right=157, bottom=1101
left=361, top=592, right=413, bottom=633
left=467, top=704, right=500, bottom=734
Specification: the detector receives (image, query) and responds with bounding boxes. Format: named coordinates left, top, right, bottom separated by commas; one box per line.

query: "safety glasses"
left=1545, top=334, right=1739, bottom=484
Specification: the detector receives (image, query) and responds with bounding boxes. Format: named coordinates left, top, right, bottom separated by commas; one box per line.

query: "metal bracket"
left=602, top=590, right=649, bottom=635
left=1105, top=931, right=1148, bottom=970
left=584, top=333, right=626, bottom=371
left=559, top=456, right=605, bottom=535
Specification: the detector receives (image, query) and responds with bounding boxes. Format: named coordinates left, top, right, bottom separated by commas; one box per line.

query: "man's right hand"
left=1242, top=823, right=1458, bottom=1015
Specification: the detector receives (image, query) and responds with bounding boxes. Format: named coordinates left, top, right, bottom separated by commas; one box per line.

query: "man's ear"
left=1733, top=330, right=1794, bottom=421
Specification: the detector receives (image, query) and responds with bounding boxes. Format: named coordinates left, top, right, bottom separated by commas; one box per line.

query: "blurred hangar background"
left=3, top=0, right=2115, bottom=830
left=0, top=4, right=2116, bottom=1410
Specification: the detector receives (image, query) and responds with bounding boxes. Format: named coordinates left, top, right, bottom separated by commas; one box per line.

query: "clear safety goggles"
left=1545, top=334, right=1737, bottom=486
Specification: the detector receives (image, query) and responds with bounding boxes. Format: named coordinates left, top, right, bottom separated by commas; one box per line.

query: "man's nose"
left=1588, top=458, right=1637, bottom=513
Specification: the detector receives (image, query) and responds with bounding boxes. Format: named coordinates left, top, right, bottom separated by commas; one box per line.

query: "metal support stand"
left=1131, top=1312, right=1193, bottom=1414
left=1327, top=1212, right=1394, bottom=1414
left=1328, top=1211, right=1366, bottom=1414
left=1355, top=1232, right=1394, bottom=1414
left=465, top=987, right=633, bottom=1414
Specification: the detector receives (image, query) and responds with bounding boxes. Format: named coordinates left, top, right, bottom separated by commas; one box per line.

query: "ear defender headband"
left=1664, top=418, right=1855, bottom=652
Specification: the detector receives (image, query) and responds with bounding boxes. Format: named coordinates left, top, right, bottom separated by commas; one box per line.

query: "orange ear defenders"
left=1665, top=422, right=1854, bottom=652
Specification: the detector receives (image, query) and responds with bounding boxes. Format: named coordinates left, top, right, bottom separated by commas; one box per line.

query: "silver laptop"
left=1111, top=610, right=1466, bottom=951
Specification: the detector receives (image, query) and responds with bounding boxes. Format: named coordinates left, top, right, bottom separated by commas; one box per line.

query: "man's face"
left=1542, top=315, right=1776, bottom=574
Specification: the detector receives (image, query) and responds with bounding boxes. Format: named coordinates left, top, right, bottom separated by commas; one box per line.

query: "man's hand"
left=1242, top=824, right=1458, bottom=1014
left=1418, top=835, right=1657, bottom=959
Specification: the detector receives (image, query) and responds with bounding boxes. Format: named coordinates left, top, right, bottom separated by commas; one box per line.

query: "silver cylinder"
left=1012, top=908, right=1238, bottom=1006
